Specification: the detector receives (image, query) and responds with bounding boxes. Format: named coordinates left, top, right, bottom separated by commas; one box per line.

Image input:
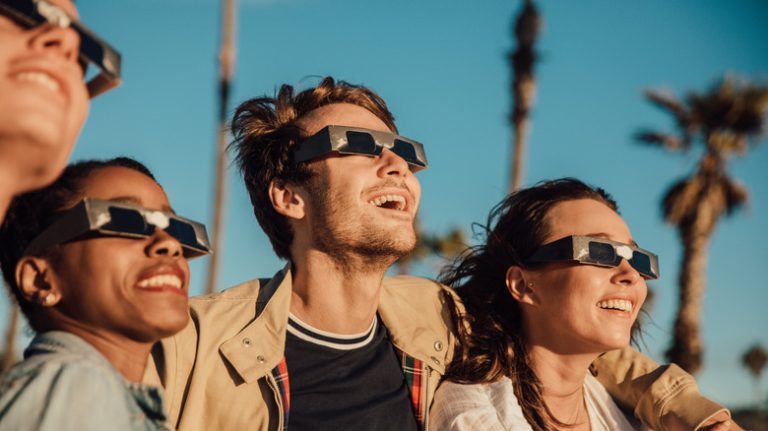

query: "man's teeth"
left=597, top=299, right=633, bottom=312
left=368, top=194, right=406, bottom=211
left=15, top=72, right=60, bottom=93
left=137, top=274, right=182, bottom=289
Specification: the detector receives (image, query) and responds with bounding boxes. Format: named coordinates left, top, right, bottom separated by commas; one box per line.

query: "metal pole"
left=206, top=0, right=238, bottom=294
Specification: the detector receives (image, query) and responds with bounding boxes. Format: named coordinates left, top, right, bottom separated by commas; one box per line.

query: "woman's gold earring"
left=41, top=293, right=57, bottom=306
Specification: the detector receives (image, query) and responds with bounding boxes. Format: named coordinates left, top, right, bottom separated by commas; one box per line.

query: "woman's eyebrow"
left=107, top=196, right=175, bottom=213
left=585, top=232, right=638, bottom=247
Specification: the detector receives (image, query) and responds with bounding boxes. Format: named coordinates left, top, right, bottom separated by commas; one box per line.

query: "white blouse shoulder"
left=430, top=374, right=646, bottom=431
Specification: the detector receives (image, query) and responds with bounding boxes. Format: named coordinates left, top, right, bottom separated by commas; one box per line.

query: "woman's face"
left=47, top=166, right=190, bottom=343
left=521, top=198, right=648, bottom=354
left=0, top=0, right=90, bottom=188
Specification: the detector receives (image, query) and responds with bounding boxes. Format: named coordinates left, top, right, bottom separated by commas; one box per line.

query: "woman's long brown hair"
left=439, top=178, right=617, bottom=431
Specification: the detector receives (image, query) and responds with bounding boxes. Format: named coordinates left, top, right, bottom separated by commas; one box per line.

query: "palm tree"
left=206, top=0, right=238, bottom=294
left=742, top=344, right=768, bottom=409
left=637, top=76, right=768, bottom=374
left=508, top=0, right=541, bottom=192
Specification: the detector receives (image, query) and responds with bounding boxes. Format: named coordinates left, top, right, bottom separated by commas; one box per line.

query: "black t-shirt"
left=284, top=314, right=419, bottom=431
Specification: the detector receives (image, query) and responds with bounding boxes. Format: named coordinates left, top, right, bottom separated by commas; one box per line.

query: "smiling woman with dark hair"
left=0, top=157, right=210, bottom=430
left=430, top=179, right=653, bottom=430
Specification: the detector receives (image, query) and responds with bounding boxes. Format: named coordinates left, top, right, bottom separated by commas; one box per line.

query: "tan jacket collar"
left=218, top=265, right=451, bottom=382
left=218, top=265, right=293, bottom=383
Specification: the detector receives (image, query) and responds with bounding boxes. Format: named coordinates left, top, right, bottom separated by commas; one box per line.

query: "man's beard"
left=306, top=176, right=417, bottom=268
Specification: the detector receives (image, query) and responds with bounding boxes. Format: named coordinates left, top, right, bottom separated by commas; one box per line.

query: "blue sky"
left=3, top=0, right=767, bottom=408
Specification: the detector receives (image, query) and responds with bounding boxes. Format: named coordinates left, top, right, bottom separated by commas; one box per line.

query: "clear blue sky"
left=2, top=0, right=766, bottom=408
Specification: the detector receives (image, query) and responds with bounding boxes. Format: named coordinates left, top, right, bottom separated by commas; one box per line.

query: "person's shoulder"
left=2, top=340, right=117, bottom=387
left=191, top=278, right=263, bottom=304
left=436, top=377, right=515, bottom=400
left=431, top=377, right=527, bottom=431
left=189, top=266, right=289, bottom=311
left=382, top=275, right=463, bottom=315
left=383, top=275, right=455, bottom=298
left=0, top=353, right=130, bottom=430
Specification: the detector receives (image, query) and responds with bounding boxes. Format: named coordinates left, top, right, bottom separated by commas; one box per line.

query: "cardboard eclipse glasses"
left=292, top=125, right=428, bottom=170
left=0, top=0, right=122, bottom=97
left=525, top=235, right=659, bottom=280
left=24, top=198, right=211, bottom=259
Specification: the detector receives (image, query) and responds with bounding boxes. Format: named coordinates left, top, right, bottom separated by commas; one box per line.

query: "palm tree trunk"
left=206, top=0, right=238, bottom=294
left=1, top=303, right=20, bottom=372
left=508, top=0, right=540, bottom=192
left=666, top=210, right=713, bottom=375
left=510, top=82, right=534, bottom=192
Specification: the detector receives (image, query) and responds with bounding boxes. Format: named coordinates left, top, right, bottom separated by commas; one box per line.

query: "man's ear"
left=15, top=257, right=61, bottom=307
left=505, top=265, right=538, bottom=306
left=269, top=178, right=306, bottom=220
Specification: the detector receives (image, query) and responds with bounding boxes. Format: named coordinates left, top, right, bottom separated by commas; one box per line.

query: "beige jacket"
left=145, top=266, right=726, bottom=431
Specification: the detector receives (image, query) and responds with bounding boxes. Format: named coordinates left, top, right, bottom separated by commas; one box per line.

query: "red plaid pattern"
left=270, top=357, right=290, bottom=430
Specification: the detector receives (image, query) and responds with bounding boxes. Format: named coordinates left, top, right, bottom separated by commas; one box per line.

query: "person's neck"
left=289, top=248, right=392, bottom=334
left=51, top=319, right=153, bottom=383
left=527, top=344, right=595, bottom=430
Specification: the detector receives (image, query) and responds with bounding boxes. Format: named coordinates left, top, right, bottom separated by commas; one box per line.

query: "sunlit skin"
left=272, top=103, right=421, bottom=334
left=0, top=0, right=90, bottom=221
left=506, top=199, right=647, bottom=429
left=16, top=166, right=190, bottom=382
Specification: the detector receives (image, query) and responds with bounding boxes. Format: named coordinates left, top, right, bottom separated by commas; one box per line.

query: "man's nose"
left=377, top=149, right=410, bottom=178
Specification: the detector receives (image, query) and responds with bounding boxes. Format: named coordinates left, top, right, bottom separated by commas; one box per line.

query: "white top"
left=430, top=374, right=648, bottom=431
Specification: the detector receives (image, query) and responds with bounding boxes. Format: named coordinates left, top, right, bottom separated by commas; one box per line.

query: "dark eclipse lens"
left=588, top=241, right=618, bottom=265
left=344, top=131, right=380, bottom=155
left=103, top=207, right=152, bottom=235
left=630, top=251, right=652, bottom=275
left=166, top=219, right=199, bottom=248
left=393, top=140, right=421, bottom=165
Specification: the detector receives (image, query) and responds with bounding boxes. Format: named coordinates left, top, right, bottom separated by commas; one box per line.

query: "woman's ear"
left=15, top=257, right=61, bottom=307
left=505, top=265, right=538, bottom=306
left=269, top=178, right=306, bottom=220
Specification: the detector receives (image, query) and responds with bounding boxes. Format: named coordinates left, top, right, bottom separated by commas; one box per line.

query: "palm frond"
left=662, top=177, right=703, bottom=226
left=721, top=176, right=749, bottom=215
left=645, top=90, right=687, bottom=117
left=635, top=130, right=687, bottom=151
left=689, top=78, right=768, bottom=136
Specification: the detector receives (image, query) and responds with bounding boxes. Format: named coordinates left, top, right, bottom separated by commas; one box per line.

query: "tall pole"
left=206, top=0, right=238, bottom=294
left=508, top=0, right=540, bottom=192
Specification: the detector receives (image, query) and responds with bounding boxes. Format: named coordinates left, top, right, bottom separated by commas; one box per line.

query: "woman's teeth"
left=15, top=71, right=60, bottom=93
left=137, top=274, right=182, bottom=289
left=597, top=299, right=633, bottom=312
left=368, top=194, right=406, bottom=211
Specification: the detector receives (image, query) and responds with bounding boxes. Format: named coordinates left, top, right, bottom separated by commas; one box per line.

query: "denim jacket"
left=0, top=331, right=171, bottom=431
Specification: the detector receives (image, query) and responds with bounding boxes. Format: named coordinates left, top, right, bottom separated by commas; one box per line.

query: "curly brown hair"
left=439, top=178, right=618, bottom=431
left=230, top=76, right=397, bottom=260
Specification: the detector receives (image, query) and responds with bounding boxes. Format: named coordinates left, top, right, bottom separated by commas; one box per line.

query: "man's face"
left=0, top=0, right=90, bottom=190
left=294, top=103, right=422, bottom=264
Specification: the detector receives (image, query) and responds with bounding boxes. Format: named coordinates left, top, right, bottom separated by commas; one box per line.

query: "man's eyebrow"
left=107, top=196, right=175, bottom=213
left=586, top=232, right=638, bottom=247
